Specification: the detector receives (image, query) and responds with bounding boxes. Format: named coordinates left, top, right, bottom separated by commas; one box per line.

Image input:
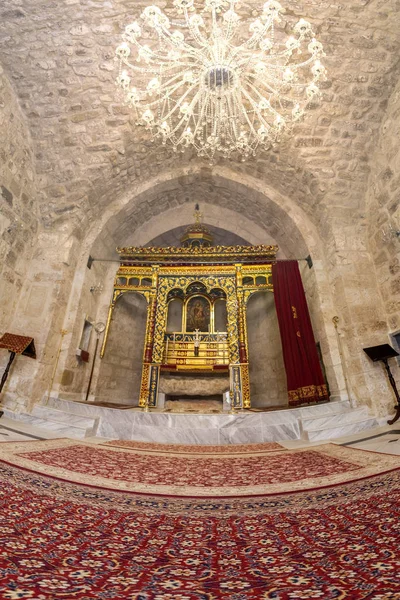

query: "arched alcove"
left=1, top=0, right=399, bottom=419
left=246, top=292, right=287, bottom=409
left=49, top=170, right=344, bottom=411
left=95, top=293, right=148, bottom=406
left=214, top=298, right=227, bottom=332
left=167, top=298, right=183, bottom=333
left=7, top=166, right=345, bottom=414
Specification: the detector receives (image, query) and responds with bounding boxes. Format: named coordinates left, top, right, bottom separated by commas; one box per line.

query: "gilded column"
left=139, top=291, right=157, bottom=407
left=226, top=272, right=242, bottom=409
left=144, top=291, right=157, bottom=363
left=236, top=266, right=250, bottom=408
left=100, top=290, right=121, bottom=359
left=237, top=300, right=248, bottom=364
left=225, top=282, right=240, bottom=365
left=239, top=291, right=251, bottom=408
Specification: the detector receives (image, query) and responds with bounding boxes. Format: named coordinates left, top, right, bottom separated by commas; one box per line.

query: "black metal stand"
left=85, top=338, right=99, bottom=402
left=0, top=351, right=16, bottom=395
left=383, top=358, right=400, bottom=425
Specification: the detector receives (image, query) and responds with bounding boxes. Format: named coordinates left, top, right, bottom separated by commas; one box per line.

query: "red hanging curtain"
left=272, top=261, right=329, bottom=407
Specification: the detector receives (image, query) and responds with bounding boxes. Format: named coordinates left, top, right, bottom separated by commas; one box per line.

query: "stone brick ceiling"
left=147, top=224, right=250, bottom=248
left=1, top=0, right=400, bottom=235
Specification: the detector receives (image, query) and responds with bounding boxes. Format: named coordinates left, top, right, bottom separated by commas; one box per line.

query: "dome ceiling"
left=0, top=0, right=399, bottom=233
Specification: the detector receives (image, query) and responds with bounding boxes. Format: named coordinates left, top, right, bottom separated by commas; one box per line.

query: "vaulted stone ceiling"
left=1, top=0, right=400, bottom=239
left=1, top=0, right=400, bottom=420
left=147, top=225, right=250, bottom=248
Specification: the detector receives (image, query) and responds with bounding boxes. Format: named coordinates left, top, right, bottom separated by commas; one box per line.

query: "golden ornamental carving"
left=241, top=364, right=251, bottom=409
left=118, top=244, right=277, bottom=256
left=105, top=238, right=279, bottom=408
left=152, top=274, right=240, bottom=365
left=159, top=265, right=235, bottom=276
left=117, top=244, right=278, bottom=264
left=139, top=363, right=150, bottom=407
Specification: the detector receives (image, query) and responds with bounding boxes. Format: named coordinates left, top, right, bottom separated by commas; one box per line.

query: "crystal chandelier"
left=116, top=0, right=326, bottom=162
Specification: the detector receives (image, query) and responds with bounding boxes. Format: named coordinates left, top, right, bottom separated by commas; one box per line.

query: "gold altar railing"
left=162, top=333, right=229, bottom=370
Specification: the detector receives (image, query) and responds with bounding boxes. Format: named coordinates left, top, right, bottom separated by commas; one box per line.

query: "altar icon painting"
left=186, top=296, right=210, bottom=332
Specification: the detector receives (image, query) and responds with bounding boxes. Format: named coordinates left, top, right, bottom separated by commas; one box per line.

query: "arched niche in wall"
left=95, top=292, right=148, bottom=406
left=167, top=298, right=184, bottom=333
left=246, top=291, right=287, bottom=409
left=214, top=298, right=228, bottom=332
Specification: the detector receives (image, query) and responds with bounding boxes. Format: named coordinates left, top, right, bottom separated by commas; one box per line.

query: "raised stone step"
left=44, top=397, right=117, bottom=419
left=296, top=399, right=351, bottom=419
left=31, top=397, right=381, bottom=445
left=2, top=408, right=92, bottom=439
left=32, top=405, right=98, bottom=433
left=303, top=417, right=379, bottom=442
left=300, top=406, right=370, bottom=432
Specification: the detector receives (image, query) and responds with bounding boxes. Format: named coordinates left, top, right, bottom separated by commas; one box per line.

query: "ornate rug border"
left=101, top=441, right=287, bottom=455
left=1, top=454, right=399, bottom=500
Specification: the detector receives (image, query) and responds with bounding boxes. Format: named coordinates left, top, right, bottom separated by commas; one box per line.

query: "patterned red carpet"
left=0, top=440, right=399, bottom=599
left=1, top=439, right=399, bottom=496
left=103, top=440, right=285, bottom=453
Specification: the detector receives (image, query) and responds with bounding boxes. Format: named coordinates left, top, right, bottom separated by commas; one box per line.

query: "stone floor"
left=0, top=414, right=399, bottom=456
left=0, top=417, right=108, bottom=444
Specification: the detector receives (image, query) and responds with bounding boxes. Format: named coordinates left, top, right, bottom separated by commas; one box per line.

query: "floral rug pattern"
left=103, top=440, right=285, bottom=453
left=0, top=439, right=399, bottom=497
left=0, top=457, right=400, bottom=599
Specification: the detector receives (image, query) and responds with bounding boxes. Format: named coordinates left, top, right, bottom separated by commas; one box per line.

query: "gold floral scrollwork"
left=152, top=280, right=171, bottom=364
left=117, top=244, right=278, bottom=259
left=241, top=363, right=251, bottom=409
left=148, top=365, right=160, bottom=407
left=152, top=275, right=240, bottom=365
left=143, top=292, right=157, bottom=363
left=243, top=290, right=252, bottom=305
left=236, top=289, right=248, bottom=363
left=225, top=285, right=240, bottom=364
left=139, top=363, right=150, bottom=407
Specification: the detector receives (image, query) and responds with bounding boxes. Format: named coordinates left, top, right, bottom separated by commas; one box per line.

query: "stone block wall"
left=0, top=66, right=38, bottom=330
left=364, top=79, right=400, bottom=408
left=300, top=261, right=342, bottom=401
left=94, top=293, right=147, bottom=405
left=0, top=66, right=41, bottom=408
left=246, top=291, right=287, bottom=408
left=367, top=81, right=400, bottom=336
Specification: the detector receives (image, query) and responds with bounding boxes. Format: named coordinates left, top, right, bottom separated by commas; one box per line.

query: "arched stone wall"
left=366, top=79, right=400, bottom=333
left=247, top=292, right=287, bottom=408
left=94, top=293, right=148, bottom=406
left=1, top=2, right=400, bottom=419
left=0, top=65, right=42, bottom=408
left=2, top=163, right=390, bottom=415
left=363, top=76, right=400, bottom=406
left=47, top=170, right=343, bottom=411
left=0, top=65, right=39, bottom=328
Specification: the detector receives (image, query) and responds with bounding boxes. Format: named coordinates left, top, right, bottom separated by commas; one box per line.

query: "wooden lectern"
left=0, top=333, right=36, bottom=416
left=363, top=344, right=400, bottom=425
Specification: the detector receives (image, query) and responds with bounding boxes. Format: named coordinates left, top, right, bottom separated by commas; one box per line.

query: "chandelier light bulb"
left=116, top=0, right=327, bottom=162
